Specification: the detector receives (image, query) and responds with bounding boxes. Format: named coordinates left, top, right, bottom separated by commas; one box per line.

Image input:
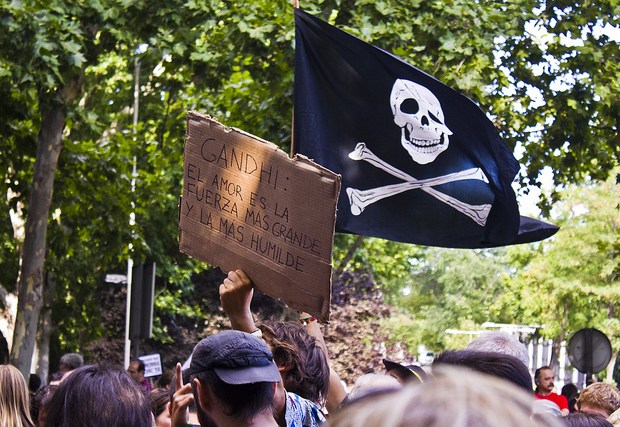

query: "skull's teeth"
left=405, top=136, right=445, bottom=151
left=404, top=123, right=445, bottom=150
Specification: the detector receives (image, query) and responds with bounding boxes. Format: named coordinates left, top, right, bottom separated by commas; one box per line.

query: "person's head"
left=563, top=383, right=579, bottom=399
left=562, top=383, right=580, bottom=413
left=383, top=359, right=427, bottom=384
left=260, top=321, right=329, bottom=404
left=577, top=383, right=620, bottom=417
left=43, top=364, right=153, bottom=427
left=0, top=364, right=35, bottom=427
left=561, top=413, right=613, bottom=427
left=465, top=331, right=530, bottom=368
left=535, top=366, right=556, bottom=395
left=28, top=374, right=42, bottom=396
left=58, top=353, right=84, bottom=374
left=433, top=349, right=532, bottom=393
left=337, top=373, right=401, bottom=409
left=186, top=330, right=281, bottom=425
left=149, top=388, right=171, bottom=427
left=128, top=359, right=146, bottom=383
left=31, top=385, right=56, bottom=427
left=327, top=366, right=562, bottom=427
left=156, top=370, right=174, bottom=390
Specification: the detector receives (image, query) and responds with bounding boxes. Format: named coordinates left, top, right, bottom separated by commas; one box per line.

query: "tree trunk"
left=10, top=106, right=64, bottom=379
left=335, top=235, right=365, bottom=273
left=36, top=271, right=57, bottom=384
left=549, top=299, right=569, bottom=370
left=549, top=340, right=561, bottom=370
left=606, top=350, right=617, bottom=383
left=606, top=303, right=616, bottom=382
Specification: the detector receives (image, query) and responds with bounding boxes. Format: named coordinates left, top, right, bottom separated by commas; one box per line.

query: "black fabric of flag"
left=293, top=8, right=558, bottom=249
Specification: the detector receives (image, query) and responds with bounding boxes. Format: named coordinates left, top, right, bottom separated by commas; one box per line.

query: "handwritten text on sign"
left=179, top=112, right=340, bottom=322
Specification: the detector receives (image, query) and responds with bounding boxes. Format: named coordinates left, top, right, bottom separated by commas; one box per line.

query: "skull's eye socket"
left=400, top=98, right=419, bottom=115
left=428, top=111, right=443, bottom=124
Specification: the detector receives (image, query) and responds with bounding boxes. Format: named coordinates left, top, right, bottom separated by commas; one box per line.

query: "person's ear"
left=277, top=362, right=293, bottom=373
left=193, top=378, right=211, bottom=412
left=272, top=381, right=287, bottom=426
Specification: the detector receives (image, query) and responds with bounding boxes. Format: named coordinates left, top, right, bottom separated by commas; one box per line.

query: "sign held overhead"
left=179, top=112, right=340, bottom=322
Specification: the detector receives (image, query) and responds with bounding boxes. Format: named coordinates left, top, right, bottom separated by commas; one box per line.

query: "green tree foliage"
left=496, top=177, right=620, bottom=360
left=332, top=234, right=425, bottom=300
left=388, top=247, right=509, bottom=352
left=0, top=0, right=215, bottom=374
left=0, top=0, right=617, bottom=375
left=497, top=2, right=620, bottom=209
left=387, top=178, right=619, bottom=358
left=0, top=0, right=300, bottom=375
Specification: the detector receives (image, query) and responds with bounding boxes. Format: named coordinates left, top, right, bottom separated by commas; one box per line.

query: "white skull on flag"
left=344, top=78, right=491, bottom=226
left=390, top=78, right=453, bottom=165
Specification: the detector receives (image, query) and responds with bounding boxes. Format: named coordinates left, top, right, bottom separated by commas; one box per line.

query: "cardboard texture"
left=179, top=112, right=341, bottom=322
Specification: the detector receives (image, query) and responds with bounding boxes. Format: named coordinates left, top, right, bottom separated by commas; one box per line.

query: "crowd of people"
left=2, top=269, right=620, bottom=427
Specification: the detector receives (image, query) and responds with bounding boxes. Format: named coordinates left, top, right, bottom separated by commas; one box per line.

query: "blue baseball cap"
left=186, top=330, right=281, bottom=385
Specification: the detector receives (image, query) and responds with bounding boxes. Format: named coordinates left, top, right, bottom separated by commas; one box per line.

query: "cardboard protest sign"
left=179, top=112, right=341, bottom=322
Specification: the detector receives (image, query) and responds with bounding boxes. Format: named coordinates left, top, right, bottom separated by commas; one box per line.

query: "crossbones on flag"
left=293, top=8, right=558, bottom=249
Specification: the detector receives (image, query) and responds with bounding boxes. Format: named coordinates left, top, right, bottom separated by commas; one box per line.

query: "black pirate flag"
left=293, top=8, right=558, bottom=249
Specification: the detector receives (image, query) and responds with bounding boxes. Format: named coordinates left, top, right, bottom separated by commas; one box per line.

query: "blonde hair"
left=577, top=382, right=620, bottom=416
left=347, top=373, right=400, bottom=401
left=0, top=365, right=35, bottom=427
left=328, top=366, right=562, bottom=427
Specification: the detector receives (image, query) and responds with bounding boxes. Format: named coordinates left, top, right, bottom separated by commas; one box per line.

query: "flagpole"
left=290, top=111, right=295, bottom=158
left=290, top=0, right=299, bottom=158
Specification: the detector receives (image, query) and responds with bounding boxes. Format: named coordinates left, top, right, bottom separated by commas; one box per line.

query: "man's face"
left=536, top=369, right=555, bottom=394
left=127, top=362, right=143, bottom=382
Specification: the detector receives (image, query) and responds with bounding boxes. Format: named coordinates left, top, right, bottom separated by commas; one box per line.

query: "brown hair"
left=149, top=388, right=170, bottom=418
left=260, top=321, right=329, bottom=405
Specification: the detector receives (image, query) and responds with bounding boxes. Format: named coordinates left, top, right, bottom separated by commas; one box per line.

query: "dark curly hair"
left=260, top=321, right=329, bottom=405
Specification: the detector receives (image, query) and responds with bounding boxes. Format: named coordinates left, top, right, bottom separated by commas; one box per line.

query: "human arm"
left=300, top=312, right=348, bottom=414
left=219, top=269, right=258, bottom=333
